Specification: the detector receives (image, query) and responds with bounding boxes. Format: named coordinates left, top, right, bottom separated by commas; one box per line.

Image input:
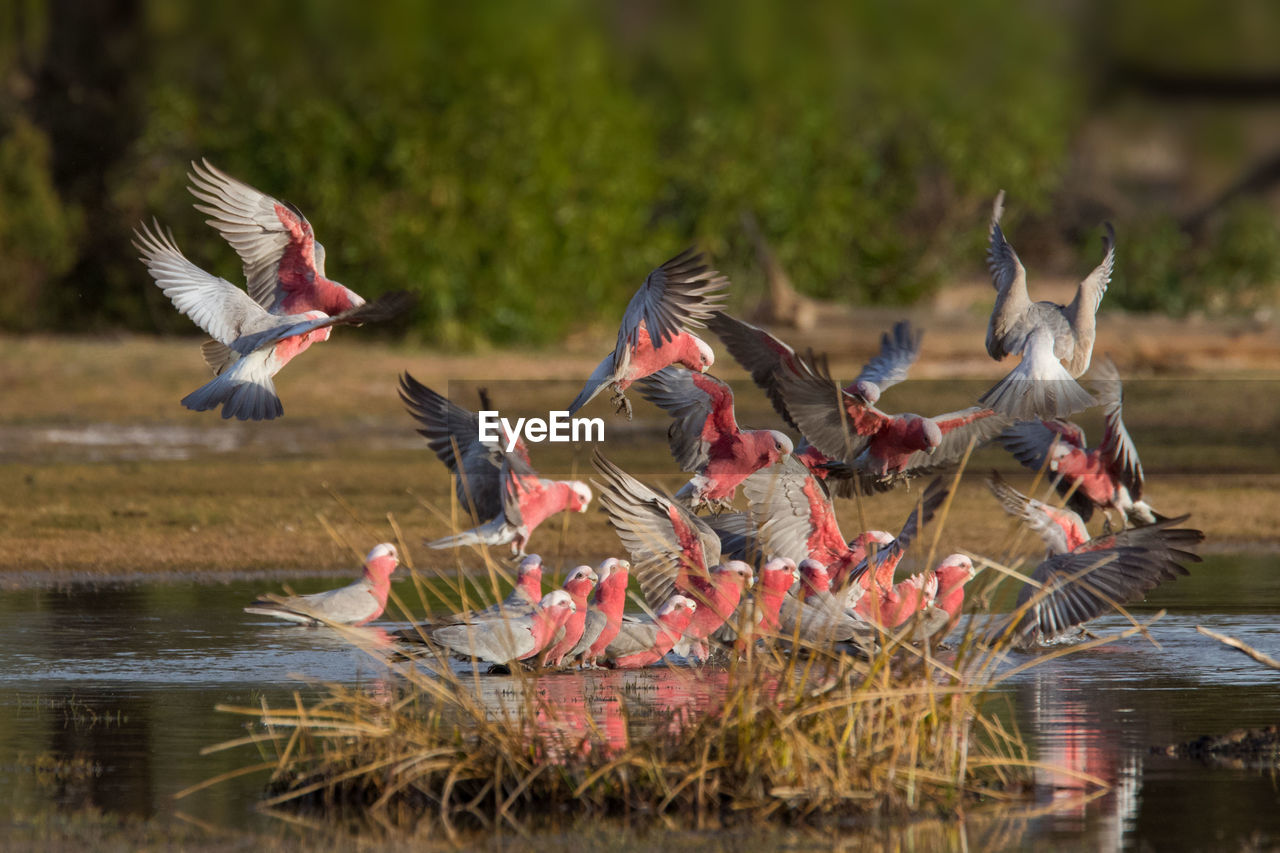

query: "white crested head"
left=694, top=335, right=716, bottom=371
left=518, top=554, right=543, bottom=576
left=565, top=565, right=598, bottom=585
left=569, top=481, right=593, bottom=512
left=540, top=589, right=576, bottom=612
left=768, top=431, right=794, bottom=456
left=659, top=595, right=697, bottom=617
left=937, top=553, right=975, bottom=580
left=366, top=543, right=397, bottom=563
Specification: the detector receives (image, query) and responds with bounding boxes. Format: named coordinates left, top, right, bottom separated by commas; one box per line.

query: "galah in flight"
left=987, top=472, right=1089, bottom=556
left=980, top=190, right=1114, bottom=420
left=605, top=595, right=699, bottom=668
left=777, top=349, right=1006, bottom=493
left=706, top=312, right=922, bottom=497
left=402, top=376, right=593, bottom=555
left=636, top=367, right=793, bottom=511
left=135, top=223, right=411, bottom=420
left=429, top=590, right=578, bottom=667
left=999, top=356, right=1160, bottom=529
left=568, top=249, right=727, bottom=419
left=244, top=543, right=399, bottom=626
left=987, top=515, right=1202, bottom=649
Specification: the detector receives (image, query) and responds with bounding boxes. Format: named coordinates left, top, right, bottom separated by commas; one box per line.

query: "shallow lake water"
left=0, top=553, right=1277, bottom=849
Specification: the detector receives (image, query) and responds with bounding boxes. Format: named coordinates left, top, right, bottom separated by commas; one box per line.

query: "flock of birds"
left=138, top=162, right=1204, bottom=672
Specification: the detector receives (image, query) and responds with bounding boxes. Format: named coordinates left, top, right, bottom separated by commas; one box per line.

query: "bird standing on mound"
left=244, top=543, right=400, bottom=626
left=981, top=190, right=1115, bottom=420
left=568, top=249, right=727, bottom=419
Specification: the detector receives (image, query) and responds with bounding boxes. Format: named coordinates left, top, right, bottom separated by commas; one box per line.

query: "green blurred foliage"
left=0, top=1, right=1276, bottom=342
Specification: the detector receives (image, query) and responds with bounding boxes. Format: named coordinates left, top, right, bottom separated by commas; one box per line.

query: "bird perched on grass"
left=980, top=190, right=1114, bottom=420
left=568, top=249, right=727, bottom=419
left=244, top=544, right=399, bottom=626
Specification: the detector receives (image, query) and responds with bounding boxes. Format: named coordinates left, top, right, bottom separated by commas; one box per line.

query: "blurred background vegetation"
left=1, top=0, right=1279, bottom=346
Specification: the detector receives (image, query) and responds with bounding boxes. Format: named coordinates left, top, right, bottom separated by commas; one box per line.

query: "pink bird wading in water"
left=568, top=249, right=727, bottom=419
left=605, top=595, right=699, bottom=669
left=713, top=556, right=797, bottom=651
left=776, top=560, right=875, bottom=650
left=593, top=452, right=751, bottom=662
left=430, top=590, right=578, bottom=668
left=244, top=544, right=400, bottom=626
left=540, top=565, right=599, bottom=668
left=636, top=367, right=793, bottom=511
left=999, top=357, right=1161, bottom=530
left=929, top=554, right=977, bottom=634
left=401, top=375, right=593, bottom=556
left=565, top=558, right=631, bottom=667
left=980, top=190, right=1115, bottom=420
left=135, top=224, right=411, bottom=420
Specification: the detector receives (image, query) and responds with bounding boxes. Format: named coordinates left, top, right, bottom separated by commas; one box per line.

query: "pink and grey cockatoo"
left=929, top=554, right=977, bottom=634
left=741, top=458, right=947, bottom=597
left=394, top=554, right=543, bottom=645
left=706, top=312, right=922, bottom=496
left=399, top=372, right=532, bottom=528
left=540, top=565, right=599, bottom=667
left=980, top=190, right=1114, bottom=420
left=778, top=349, right=1007, bottom=494
left=776, top=560, right=875, bottom=649
left=987, top=472, right=1089, bottom=556
left=998, top=357, right=1160, bottom=530
left=244, top=543, right=399, bottom=626
left=430, top=590, right=577, bottom=666
left=593, top=452, right=753, bottom=661
left=568, top=249, right=727, bottom=419
left=635, top=367, right=793, bottom=511
left=134, top=222, right=410, bottom=420
left=713, top=556, right=797, bottom=650
left=403, top=376, right=592, bottom=556
left=605, top=595, right=699, bottom=668
left=565, top=558, right=631, bottom=667
left=856, top=568, right=938, bottom=629
left=988, top=516, right=1202, bottom=649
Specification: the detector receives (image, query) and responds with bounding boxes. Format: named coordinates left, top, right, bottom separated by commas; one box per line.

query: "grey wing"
left=567, top=608, right=608, bottom=659
left=1091, top=356, right=1144, bottom=499
left=1065, top=223, right=1115, bottom=330
left=985, top=192, right=1031, bottom=359
left=134, top=220, right=268, bottom=345
left=592, top=451, right=720, bottom=608
left=893, top=408, right=1011, bottom=477
left=1007, top=541, right=1190, bottom=645
left=704, top=311, right=800, bottom=429
left=188, top=158, right=301, bottom=310
left=743, top=456, right=831, bottom=566
left=776, top=351, right=875, bottom=463
left=606, top=615, right=660, bottom=657
left=997, top=420, right=1063, bottom=472
left=851, top=320, right=922, bottom=397
left=986, top=471, right=1076, bottom=556
left=634, top=366, right=722, bottom=472
left=432, top=617, right=537, bottom=664
left=568, top=352, right=619, bottom=415
left=703, top=511, right=764, bottom=565
left=399, top=372, right=505, bottom=518
left=613, top=249, right=729, bottom=367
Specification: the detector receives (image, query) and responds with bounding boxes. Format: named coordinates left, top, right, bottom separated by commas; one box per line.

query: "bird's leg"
left=611, top=389, right=633, bottom=420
